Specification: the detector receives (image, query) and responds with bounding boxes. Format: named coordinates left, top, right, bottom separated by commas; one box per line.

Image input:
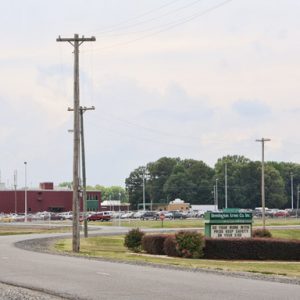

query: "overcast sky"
left=1, top=0, right=300, bottom=188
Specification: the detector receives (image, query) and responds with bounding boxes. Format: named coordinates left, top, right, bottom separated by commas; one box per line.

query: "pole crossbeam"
left=57, top=33, right=95, bottom=252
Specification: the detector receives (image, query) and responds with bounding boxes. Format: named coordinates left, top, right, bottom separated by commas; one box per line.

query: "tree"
left=264, top=164, right=287, bottom=208
left=58, top=182, right=72, bottom=189
left=125, top=166, right=149, bottom=210
left=147, top=157, right=179, bottom=203
left=180, top=159, right=214, bottom=204
left=163, top=164, right=197, bottom=201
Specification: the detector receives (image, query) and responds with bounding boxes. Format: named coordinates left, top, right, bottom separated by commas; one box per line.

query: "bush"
left=142, top=234, right=169, bottom=255
left=124, top=228, right=144, bottom=252
left=204, top=238, right=300, bottom=260
left=163, top=235, right=179, bottom=257
left=252, top=228, right=272, bottom=238
left=175, top=231, right=205, bottom=259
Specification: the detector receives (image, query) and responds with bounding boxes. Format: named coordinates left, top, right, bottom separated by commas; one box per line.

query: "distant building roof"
left=170, top=198, right=185, bottom=204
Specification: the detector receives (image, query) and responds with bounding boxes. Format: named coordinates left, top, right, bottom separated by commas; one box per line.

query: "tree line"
left=58, top=182, right=128, bottom=202
left=125, top=156, right=300, bottom=210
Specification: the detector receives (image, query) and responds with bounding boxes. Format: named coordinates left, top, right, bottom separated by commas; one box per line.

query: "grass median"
left=54, top=229, right=300, bottom=279
left=0, top=225, right=71, bottom=236
left=88, top=217, right=300, bottom=228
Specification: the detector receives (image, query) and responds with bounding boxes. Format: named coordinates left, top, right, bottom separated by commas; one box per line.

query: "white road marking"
left=96, top=272, right=111, bottom=276
left=2, top=257, right=8, bottom=259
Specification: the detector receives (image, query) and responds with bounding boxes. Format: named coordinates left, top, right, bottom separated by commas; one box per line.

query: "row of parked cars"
left=253, top=208, right=297, bottom=218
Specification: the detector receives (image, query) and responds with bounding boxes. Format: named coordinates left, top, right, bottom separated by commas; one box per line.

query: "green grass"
left=89, top=217, right=300, bottom=229
left=90, top=219, right=205, bottom=228
left=54, top=229, right=300, bottom=279
left=0, top=225, right=71, bottom=236
left=270, top=229, right=300, bottom=239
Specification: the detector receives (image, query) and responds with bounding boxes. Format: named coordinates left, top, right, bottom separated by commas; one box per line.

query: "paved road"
left=0, top=228, right=299, bottom=300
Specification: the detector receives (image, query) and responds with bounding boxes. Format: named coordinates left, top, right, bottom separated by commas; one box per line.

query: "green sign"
left=206, top=212, right=252, bottom=222
left=205, top=211, right=253, bottom=238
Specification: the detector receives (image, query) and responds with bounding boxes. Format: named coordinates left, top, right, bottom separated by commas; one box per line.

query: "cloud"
left=232, top=99, right=271, bottom=118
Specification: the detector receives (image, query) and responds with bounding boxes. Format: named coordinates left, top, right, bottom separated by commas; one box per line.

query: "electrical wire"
left=86, top=118, right=200, bottom=149
left=95, top=0, right=204, bottom=37
left=90, top=0, right=182, bottom=35
left=86, top=0, right=233, bottom=52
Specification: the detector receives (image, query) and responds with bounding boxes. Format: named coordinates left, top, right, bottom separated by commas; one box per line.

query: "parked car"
left=133, top=211, right=146, bottom=219
left=140, top=211, right=158, bottom=220
left=87, top=211, right=112, bottom=222
left=273, top=210, right=289, bottom=217
left=168, top=211, right=187, bottom=220
left=58, top=211, right=73, bottom=220
left=121, top=211, right=135, bottom=219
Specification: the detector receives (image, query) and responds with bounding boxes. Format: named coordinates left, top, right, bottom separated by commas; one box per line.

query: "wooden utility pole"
left=80, top=106, right=95, bottom=238
left=57, top=34, right=95, bottom=252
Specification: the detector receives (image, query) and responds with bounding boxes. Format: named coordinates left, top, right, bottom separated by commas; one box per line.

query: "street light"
left=24, top=162, right=27, bottom=223
left=142, top=171, right=146, bottom=211
left=256, top=138, right=271, bottom=229
left=297, top=185, right=299, bottom=219
left=118, top=192, right=121, bottom=227
left=291, top=173, right=294, bottom=210
left=215, top=178, right=218, bottom=211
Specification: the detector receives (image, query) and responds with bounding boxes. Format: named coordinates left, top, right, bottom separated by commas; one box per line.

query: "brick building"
left=0, top=182, right=101, bottom=214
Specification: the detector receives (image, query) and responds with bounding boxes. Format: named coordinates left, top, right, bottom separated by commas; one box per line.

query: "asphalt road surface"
left=0, top=228, right=299, bottom=300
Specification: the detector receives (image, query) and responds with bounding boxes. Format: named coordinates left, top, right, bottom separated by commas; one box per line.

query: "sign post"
left=160, top=213, right=165, bottom=228
left=204, top=211, right=253, bottom=238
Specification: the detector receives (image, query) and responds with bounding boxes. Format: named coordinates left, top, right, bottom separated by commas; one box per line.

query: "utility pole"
left=68, top=106, right=95, bottom=238
left=57, top=34, right=96, bottom=252
left=256, top=138, right=271, bottom=229
left=225, top=163, right=228, bottom=209
left=14, top=170, right=17, bottom=214
left=291, top=173, right=294, bottom=210
left=80, top=106, right=95, bottom=238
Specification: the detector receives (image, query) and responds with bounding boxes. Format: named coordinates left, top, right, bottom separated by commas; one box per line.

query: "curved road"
left=0, top=227, right=299, bottom=300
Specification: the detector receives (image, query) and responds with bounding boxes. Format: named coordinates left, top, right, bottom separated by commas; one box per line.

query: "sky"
left=0, top=0, right=300, bottom=188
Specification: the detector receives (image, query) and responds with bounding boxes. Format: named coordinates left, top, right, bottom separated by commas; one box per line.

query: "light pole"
left=256, top=138, right=271, bottom=229
left=14, top=170, right=18, bottom=214
left=118, top=192, right=121, bottom=226
left=142, top=171, right=146, bottom=211
left=291, top=173, right=294, bottom=210
left=213, top=185, right=216, bottom=211
left=215, top=178, right=218, bottom=211
left=24, top=162, right=27, bottom=223
left=225, top=163, right=228, bottom=209
left=297, top=185, right=299, bottom=219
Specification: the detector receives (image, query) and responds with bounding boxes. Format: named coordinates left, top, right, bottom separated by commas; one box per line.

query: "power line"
left=90, top=0, right=182, bottom=35
left=86, top=0, right=233, bottom=52
left=95, top=0, right=204, bottom=37
left=86, top=118, right=199, bottom=149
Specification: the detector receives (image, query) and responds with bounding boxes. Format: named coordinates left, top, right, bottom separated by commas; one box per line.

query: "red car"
left=87, top=212, right=112, bottom=222
left=273, top=210, right=289, bottom=217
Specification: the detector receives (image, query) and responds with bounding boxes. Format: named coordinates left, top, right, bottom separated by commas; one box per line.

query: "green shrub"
left=204, top=238, right=300, bottom=260
left=124, top=228, right=144, bottom=252
left=163, top=235, right=179, bottom=257
left=175, top=231, right=204, bottom=259
left=142, top=234, right=168, bottom=255
left=252, top=228, right=272, bottom=238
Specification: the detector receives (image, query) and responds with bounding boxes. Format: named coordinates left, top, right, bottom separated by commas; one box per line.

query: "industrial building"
left=0, top=182, right=101, bottom=214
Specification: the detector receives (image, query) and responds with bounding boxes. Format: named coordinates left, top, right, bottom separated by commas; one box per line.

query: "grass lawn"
left=54, top=229, right=300, bottom=279
left=0, top=225, right=71, bottom=236
left=89, top=217, right=300, bottom=228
